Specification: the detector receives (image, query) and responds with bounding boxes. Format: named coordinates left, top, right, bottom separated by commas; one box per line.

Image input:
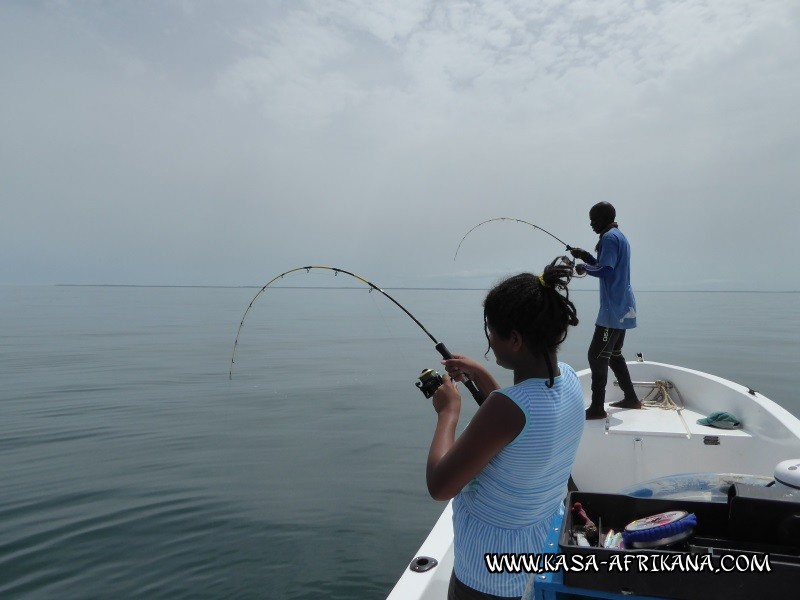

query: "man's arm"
left=581, top=263, right=613, bottom=278
left=569, top=247, right=597, bottom=266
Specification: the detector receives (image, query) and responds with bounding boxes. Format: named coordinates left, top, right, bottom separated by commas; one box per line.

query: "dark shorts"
left=587, top=325, right=635, bottom=397
left=588, top=325, right=627, bottom=362
left=448, top=572, right=521, bottom=600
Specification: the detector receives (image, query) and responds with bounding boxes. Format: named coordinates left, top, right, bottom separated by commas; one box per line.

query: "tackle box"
left=558, top=489, right=800, bottom=600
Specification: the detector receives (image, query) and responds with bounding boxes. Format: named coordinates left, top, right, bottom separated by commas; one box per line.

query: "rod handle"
left=435, top=342, right=485, bottom=406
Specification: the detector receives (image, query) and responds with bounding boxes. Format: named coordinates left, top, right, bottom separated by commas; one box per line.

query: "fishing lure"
left=453, top=217, right=573, bottom=261
left=229, top=265, right=485, bottom=405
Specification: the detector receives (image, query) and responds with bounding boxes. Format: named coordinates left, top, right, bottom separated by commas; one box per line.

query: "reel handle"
left=435, top=342, right=485, bottom=406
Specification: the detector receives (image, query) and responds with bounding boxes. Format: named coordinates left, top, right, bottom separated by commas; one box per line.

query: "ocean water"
left=1, top=284, right=798, bottom=599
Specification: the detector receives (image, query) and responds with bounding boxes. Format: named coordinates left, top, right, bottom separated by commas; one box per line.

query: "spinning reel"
left=415, top=368, right=444, bottom=399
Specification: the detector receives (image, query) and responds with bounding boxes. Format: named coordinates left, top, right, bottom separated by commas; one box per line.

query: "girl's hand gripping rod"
left=435, top=342, right=485, bottom=406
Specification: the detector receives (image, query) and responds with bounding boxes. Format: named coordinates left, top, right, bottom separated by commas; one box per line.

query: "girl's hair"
left=483, top=256, right=579, bottom=387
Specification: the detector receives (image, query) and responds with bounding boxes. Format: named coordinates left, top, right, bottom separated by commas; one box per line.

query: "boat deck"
left=603, top=405, right=751, bottom=439
left=388, top=362, right=800, bottom=600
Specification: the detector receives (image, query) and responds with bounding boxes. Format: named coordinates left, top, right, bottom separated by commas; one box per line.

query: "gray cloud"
left=2, top=0, right=798, bottom=289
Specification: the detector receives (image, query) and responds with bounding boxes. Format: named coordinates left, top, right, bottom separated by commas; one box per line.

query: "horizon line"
left=33, top=284, right=800, bottom=293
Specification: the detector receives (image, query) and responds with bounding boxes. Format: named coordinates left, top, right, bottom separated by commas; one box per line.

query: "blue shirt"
left=451, top=364, right=584, bottom=597
left=584, top=228, right=637, bottom=329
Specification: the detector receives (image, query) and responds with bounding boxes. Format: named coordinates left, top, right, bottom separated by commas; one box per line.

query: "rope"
left=639, top=380, right=683, bottom=411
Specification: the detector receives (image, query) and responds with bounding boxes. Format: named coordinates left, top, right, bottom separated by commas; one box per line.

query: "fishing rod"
left=229, top=265, right=486, bottom=406
left=453, top=217, right=573, bottom=261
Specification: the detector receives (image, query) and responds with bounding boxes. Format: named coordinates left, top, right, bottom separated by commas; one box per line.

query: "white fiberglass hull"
left=387, top=360, right=800, bottom=600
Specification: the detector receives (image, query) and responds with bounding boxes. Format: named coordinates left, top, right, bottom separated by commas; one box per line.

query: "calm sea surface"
left=2, top=284, right=798, bottom=599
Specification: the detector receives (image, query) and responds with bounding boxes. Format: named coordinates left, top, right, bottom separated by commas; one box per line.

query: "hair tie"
left=538, top=273, right=548, bottom=288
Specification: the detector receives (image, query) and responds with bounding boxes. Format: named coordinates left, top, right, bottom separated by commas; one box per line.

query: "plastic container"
left=559, top=491, right=800, bottom=600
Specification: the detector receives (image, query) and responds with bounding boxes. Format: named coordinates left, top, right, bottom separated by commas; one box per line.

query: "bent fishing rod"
left=453, top=217, right=573, bottom=261
left=229, top=265, right=486, bottom=406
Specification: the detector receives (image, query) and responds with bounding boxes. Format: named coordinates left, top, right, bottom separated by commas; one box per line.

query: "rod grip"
left=435, top=342, right=485, bottom=406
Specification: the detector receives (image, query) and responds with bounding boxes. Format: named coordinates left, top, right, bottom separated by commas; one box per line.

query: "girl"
left=427, top=257, right=585, bottom=599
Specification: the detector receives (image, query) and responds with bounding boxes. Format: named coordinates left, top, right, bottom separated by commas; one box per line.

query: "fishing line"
left=229, top=265, right=485, bottom=405
left=453, top=217, right=573, bottom=261
left=365, top=286, right=416, bottom=377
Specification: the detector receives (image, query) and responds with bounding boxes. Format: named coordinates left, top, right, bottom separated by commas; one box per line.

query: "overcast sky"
left=2, top=1, right=798, bottom=290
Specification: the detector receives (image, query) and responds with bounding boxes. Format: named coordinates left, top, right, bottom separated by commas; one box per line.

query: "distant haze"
left=2, top=1, right=798, bottom=290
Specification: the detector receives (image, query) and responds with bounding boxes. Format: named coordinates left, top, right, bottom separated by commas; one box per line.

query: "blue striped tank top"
left=451, top=363, right=584, bottom=597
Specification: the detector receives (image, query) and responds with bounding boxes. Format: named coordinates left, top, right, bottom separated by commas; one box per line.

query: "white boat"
left=388, top=358, right=800, bottom=600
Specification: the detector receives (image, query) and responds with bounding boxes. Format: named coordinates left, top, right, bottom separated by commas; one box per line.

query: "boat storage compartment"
left=559, top=491, right=800, bottom=600
left=728, top=482, right=800, bottom=546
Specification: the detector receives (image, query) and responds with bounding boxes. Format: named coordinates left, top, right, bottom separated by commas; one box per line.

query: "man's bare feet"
left=609, top=398, right=642, bottom=409
left=585, top=408, right=608, bottom=420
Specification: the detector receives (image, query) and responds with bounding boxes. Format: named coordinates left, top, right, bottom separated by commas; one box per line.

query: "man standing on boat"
left=570, top=202, right=641, bottom=420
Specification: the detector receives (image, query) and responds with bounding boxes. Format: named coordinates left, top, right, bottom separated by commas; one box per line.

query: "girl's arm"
left=426, top=376, right=524, bottom=501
